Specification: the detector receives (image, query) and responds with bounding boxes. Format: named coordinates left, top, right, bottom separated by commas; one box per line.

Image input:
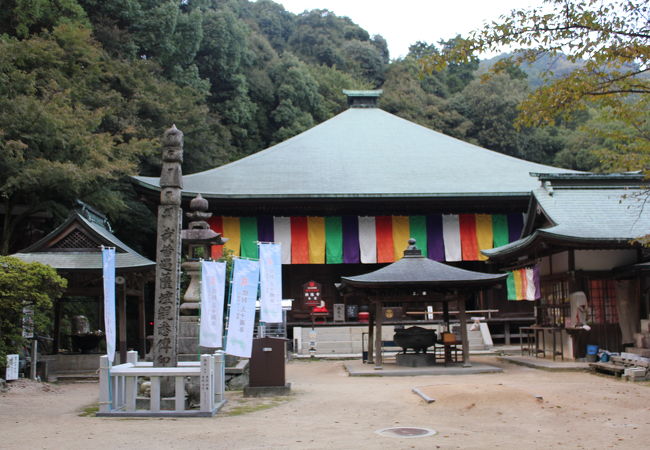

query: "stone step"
left=624, top=347, right=650, bottom=357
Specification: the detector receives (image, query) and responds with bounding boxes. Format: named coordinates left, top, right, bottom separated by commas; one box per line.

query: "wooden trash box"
left=249, top=337, right=287, bottom=387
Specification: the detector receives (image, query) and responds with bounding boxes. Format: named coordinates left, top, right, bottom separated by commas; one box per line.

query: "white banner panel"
left=273, top=217, right=292, bottom=264
left=200, top=261, right=226, bottom=348
left=442, top=214, right=462, bottom=262
left=102, top=247, right=116, bottom=364
left=5, top=354, right=19, bottom=380
left=358, top=216, right=377, bottom=263
left=259, top=243, right=283, bottom=323
left=225, top=259, right=260, bottom=358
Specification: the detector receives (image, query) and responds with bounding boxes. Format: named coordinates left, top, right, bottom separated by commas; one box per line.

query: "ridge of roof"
left=484, top=183, right=650, bottom=260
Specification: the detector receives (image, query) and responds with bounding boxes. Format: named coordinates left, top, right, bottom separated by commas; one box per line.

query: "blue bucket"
left=586, top=345, right=599, bottom=355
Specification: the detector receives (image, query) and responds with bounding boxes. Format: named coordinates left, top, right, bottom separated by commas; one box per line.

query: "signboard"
left=22, top=307, right=34, bottom=339
left=5, top=354, right=19, bottom=381
left=302, top=281, right=321, bottom=307
left=259, top=243, right=283, bottom=323
left=333, top=304, right=345, bottom=322
left=102, top=247, right=116, bottom=364
left=200, top=261, right=226, bottom=348
left=225, top=259, right=260, bottom=358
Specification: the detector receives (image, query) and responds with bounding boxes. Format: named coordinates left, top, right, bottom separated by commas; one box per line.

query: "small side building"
left=483, top=173, right=650, bottom=359
left=12, top=203, right=155, bottom=375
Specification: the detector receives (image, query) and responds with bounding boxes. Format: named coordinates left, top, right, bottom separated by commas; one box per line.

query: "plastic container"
left=586, top=344, right=599, bottom=355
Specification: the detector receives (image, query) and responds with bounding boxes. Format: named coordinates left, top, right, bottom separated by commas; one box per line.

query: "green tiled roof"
left=13, top=212, right=155, bottom=271
left=133, top=107, right=574, bottom=199
left=483, top=175, right=650, bottom=259
left=13, top=251, right=154, bottom=270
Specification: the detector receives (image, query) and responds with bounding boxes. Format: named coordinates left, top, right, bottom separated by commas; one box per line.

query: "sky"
left=274, top=0, right=539, bottom=59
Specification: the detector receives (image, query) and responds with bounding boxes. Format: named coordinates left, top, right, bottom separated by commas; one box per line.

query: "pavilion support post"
left=118, top=281, right=127, bottom=364
left=53, top=299, right=62, bottom=354
left=443, top=301, right=450, bottom=332
left=458, top=296, right=471, bottom=367
left=138, top=289, right=146, bottom=357
left=367, top=310, right=374, bottom=364
left=374, top=300, right=383, bottom=370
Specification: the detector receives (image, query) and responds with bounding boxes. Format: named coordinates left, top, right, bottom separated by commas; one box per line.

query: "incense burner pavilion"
left=134, top=90, right=573, bottom=339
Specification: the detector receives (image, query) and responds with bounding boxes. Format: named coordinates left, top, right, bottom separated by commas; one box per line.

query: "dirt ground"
left=1, top=356, right=649, bottom=449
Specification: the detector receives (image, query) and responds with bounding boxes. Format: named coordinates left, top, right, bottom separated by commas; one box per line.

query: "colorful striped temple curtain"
left=506, top=266, right=541, bottom=301
left=208, top=213, right=527, bottom=264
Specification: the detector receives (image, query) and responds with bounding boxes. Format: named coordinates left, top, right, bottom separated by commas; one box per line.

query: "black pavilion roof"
left=340, top=240, right=507, bottom=289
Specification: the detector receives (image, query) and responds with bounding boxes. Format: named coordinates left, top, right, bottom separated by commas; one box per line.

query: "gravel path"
left=1, top=356, right=649, bottom=449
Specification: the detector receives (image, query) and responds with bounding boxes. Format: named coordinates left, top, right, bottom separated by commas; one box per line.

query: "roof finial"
left=404, top=238, right=422, bottom=257
left=342, top=89, right=383, bottom=108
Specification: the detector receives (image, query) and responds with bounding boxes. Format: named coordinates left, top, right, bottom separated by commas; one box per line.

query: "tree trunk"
left=1, top=198, right=13, bottom=255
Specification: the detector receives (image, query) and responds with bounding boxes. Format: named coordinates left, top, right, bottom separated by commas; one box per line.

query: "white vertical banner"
left=5, top=354, right=19, bottom=380
left=273, top=217, right=292, bottom=264
left=358, top=216, right=377, bottom=263
left=200, top=261, right=227, bottom=348
left=442, top=214, right=462, bottom=262
left=259, top=243, right=283, bottom=323
left=102, top=247, right=116, bottom=364
left=225, top=259, right=260, bottom=358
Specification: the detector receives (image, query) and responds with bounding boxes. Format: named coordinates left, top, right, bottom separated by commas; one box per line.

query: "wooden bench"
left=590, top=356, right=650, bottom=377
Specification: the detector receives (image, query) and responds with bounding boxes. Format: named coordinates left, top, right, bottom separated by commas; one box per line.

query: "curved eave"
left=339, top=276, right=507, bottom=289
left=12, top=252, right=156, bottom=271
left=131, top=177, right=530, bottom=200
left=483, top=228, right=638, bottom=261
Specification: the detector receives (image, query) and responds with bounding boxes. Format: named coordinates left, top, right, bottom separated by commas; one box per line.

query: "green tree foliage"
left=247, top=0, right=295, bottom=52
left=452, top=73, right=565, bottom=164
left=0, top=24, right=224, bottom=254
left=78, top=0, right=207, bottom=89
left=196, top=6, right=257, bottom=151
left=269, top=54, right=327, bottom=143
left=0, top=256, right=67, bottom=366
left=0, top=0, right=89, bottom=38
left=381, top=58, right=472, bottom=139
left=286, top=9, right=387, bottom=85
left=410, top=38, right=479, bottom=96
left=419, top=0, right=650, bottom=173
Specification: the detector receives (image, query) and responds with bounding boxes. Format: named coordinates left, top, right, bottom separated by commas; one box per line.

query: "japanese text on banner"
left=225, top=259, right=260, bottom=358
left=102, top=247, right=116, bottom=364
left=200, top=261, right=226, bottom=348
left=259, top=243, right=283, bottom=323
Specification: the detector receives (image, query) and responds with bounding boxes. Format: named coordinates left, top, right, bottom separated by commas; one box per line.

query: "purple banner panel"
left=426, top=214, right=445, bottom=261
left=342, top=215, right=360, bottom=264
left=507, top=213, right=524, bottom=243
left=257, top=215, right=274, bottom=243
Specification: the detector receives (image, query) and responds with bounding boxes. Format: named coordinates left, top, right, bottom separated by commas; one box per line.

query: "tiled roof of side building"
left=12, top=212, right=155, bottom=270
left=483, top=173, right=650, bottom=259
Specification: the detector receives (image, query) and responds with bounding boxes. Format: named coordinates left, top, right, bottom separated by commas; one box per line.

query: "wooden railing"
left=97, top=350, right=226, bottom=417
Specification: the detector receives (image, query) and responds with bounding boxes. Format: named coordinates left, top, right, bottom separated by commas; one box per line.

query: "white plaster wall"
left=293, top=324, right=445, bottom=355
left=551, top=251, right=569, bottom=273
left=540, top=256, right=552, bottom=276
left=574, top=249, right=638, bottom=271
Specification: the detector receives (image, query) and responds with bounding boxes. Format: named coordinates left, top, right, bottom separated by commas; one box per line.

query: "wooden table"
left=434, top=340, right=461, bottom=364
left=520, top=326, right=564, bottom=360
left=310, top=312, right=328, bottom=324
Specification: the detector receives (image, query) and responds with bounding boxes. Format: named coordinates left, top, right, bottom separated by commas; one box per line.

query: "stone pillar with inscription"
left=152, top=125, right=184, bottom=368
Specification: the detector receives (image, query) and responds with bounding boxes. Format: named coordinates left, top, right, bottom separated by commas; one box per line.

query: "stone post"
left=152, top=125, right=184, bottom=368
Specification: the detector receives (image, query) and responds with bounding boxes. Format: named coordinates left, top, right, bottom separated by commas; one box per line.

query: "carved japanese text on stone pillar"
left=152, top=125, right=184, bottom=368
